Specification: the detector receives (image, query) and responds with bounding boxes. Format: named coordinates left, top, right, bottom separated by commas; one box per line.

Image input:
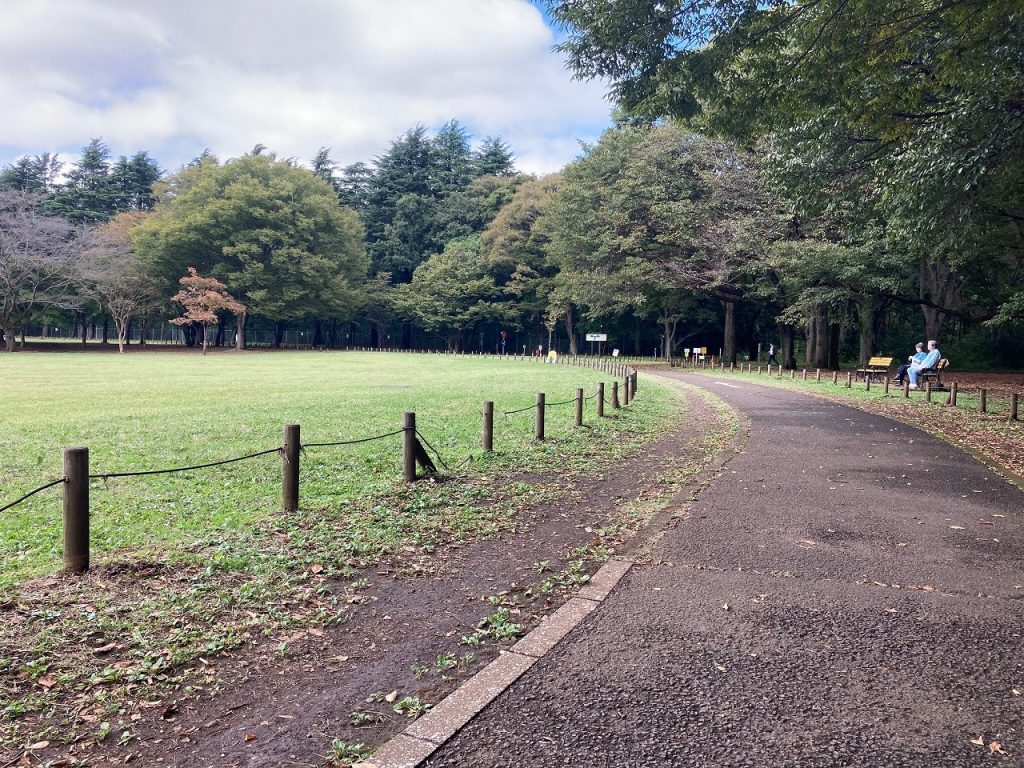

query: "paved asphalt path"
left=426, top=373, right=1024, bottom=767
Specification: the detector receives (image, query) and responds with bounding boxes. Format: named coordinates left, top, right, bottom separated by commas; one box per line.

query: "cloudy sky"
left=0, top=0, right=612, bottom=177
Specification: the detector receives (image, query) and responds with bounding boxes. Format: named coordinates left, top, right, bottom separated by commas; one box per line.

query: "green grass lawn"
left=0, top=351, right=673, bottom=590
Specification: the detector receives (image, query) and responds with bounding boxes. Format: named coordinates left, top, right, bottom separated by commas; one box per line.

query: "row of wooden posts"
left=56, top=367, right=638, bottom=575
left=688, top=359, right=1021, bottom=420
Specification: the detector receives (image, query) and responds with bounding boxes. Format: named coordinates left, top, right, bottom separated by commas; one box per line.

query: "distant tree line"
left=3, top=18, right=1023, bottom=373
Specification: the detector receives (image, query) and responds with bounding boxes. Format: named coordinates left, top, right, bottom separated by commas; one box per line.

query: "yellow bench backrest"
left=867, top=356, right=893, bottom=367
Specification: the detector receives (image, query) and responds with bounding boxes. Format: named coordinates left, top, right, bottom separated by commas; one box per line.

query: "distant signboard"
left=585, top=333, right=607, bottom=342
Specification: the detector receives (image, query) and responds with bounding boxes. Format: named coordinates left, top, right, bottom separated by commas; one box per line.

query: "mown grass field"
left=0, top=350, right=674, bottom=591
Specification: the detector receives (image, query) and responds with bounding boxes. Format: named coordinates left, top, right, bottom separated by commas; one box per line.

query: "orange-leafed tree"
left=170, top=268, right=245, bottom=355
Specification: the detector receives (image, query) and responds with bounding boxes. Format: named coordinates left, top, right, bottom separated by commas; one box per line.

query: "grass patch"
left=0, top=351, right=680, bottom=749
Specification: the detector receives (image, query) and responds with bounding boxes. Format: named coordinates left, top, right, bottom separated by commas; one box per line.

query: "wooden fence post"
left=947, top=382, right=958, bottom=407
left=925, top=381, right=932, bottom=403
left=832, top=370, right=839, bottom=385
left=482, top=401, right=493, bottom=452
left=979, top=388, right=987, bottom=413
left=1010, top=392, right=1019, bottom=421
left=597, top=383, right=605, bottom=417
left=623, top=376, right=631, bottom=406
left=282, top=424, right=300, bottom=512
left=403, top=412, right=417, bottom=482
left=903, top=379, right=910, bottom=398
left=816, top=369, right=821, bottom=382
left=883, top=377, right=890, bottom=395
left=575, top=388, right=584, bottom=427
left=63, top=446, right=89, bottom=573
left=865, top=376, right=871, bottom=392
left=535, top=393, right=545, bottom=441
left=846, top=372, right=852, bottom=388
left=611, top=381, right=620, bottom=409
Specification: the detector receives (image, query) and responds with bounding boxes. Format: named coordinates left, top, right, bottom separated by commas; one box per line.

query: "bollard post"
left=979, top=388, right=987, bottom=413
left=832, top=370, right=838, bottom=385
left=1010, top=392, right=1019, bottom=421
left=791, top=369, right=796, bottom=379
left=802, top=369, right=807, bottom=381
left=947, top=382, right=958, bottom=407
left=535, top=393, right=545, bottom=440
left=612, top=381, right=620, bottom=409
left=926, top=381, right=932, bottom=402
left=575, top=388, right=583, bottom=428
left=904, top=379, right=910, bottom=398
left=623, top=377, right=631, bottom=406
left=482, top=401, right=493, bottom=452
left=63, top=446, right=89, bottom=573
left=884, top=377, right=890, bottom=395
left=403, top=412, right=417, bottom=482
left=816, top=369, right=821, bottom=383
left=597, top=383, right=605, bottom=417
left=865, top=376, right=871, bottom=392
left=846, top=372, right=852, bottom=388
left=282, top=424, right=300, bottom=512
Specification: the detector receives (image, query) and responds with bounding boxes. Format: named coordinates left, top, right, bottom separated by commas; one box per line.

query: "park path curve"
left=413, top=371, right=1024, bottom=767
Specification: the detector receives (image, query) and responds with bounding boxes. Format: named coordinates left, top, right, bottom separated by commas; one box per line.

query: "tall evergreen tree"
left=110, top=151, right=162, bottom=211
left=44, top=139, right=118, bottom=223
left=430, top=120, right=474, bottom=196
left=474, top=136, right=516, bottom=177
left=0, top=154, right=63, bottom=194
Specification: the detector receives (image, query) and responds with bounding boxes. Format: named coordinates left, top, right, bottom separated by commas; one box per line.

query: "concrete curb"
left=354, top=558, right=634, bottom=768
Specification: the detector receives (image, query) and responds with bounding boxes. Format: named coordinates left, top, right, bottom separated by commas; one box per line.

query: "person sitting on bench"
left=908, top=339, right=941, bottom=389
left=893, top=342, right=926, bottom=385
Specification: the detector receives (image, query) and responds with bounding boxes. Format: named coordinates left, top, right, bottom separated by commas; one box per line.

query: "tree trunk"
left=858, top=299, right=878, bottom=365
left=779, top=324, right=796, bottom=369
left=327, top=319, right=338, bottom=349
left=370, top=322, right=380, bottom=348
left=721, top=299, right=737, bottom=364
left=273, top=320, right=286, bottom=348
left=81, top=314, right=88, bottom=348
left=922, top=306, right=943, bottom=342
left=202, top=322, right=209, bottom=355
left=215, top=314, right=226, bottom=346
left=2, top=327, right=15, bottom=352
left=115, top=317, right=127, bottom=353
left=828, top=323, right=842, bottom=370
left=313, top=318, right=323, bottom=347
left=139, top=316, right=148, bottom=347
left=235, top=311, right=247, bottom=350
left=102, top=317, right=109, bottom=344
left=662, top=319, right=678, bottom=359
left=564, top=307, right=577, bottom=355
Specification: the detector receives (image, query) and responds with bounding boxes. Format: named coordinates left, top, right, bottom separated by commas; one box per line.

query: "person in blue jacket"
left=893, top=342, right=926, bottom=385
left=908, top=339, right=941, bottom=389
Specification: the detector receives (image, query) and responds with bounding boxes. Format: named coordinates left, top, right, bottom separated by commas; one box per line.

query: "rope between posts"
left=89, top=447, right=282, bottom=480
left=303, top=429, right=405, bottom=449
left=415, top=429, right=451, bottom=472
left=0, top=477, right=66, bottom=514
left=502, top=403, right=537, bottom=416
left=545, top=397, right=578, bottom=407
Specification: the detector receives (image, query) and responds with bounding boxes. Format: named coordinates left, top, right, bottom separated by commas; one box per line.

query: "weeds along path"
left=426, top=372, right=1024, bottom=768
left=3, top=379, right=736, bottom=767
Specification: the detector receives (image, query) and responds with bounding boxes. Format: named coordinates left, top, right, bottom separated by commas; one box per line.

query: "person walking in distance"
left=767, top=343, right=778, bottom=365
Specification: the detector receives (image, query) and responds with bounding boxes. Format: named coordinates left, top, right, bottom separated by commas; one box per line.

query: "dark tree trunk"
left=858, top=298, right=879, bottom=365
left=102, top=317, right=109, bottom=344
left=564, top=307, right=577, bottom=355
left=828, top=324, right=842, bottom=370
left=313, top=318, right=323, bottom=347
left=215, top=314, right=226, bottom=346
left=273, top=320, right=286, bottom=348
left=235, top=311, right=247, bottom=350
left=812, top=306, right=829, bottom=368
left=327, top=319, right=338, bottom=349
left=402, top=321, right=412, bottom=350
left=370, top=323, right=380, bottom=348
left=721, top=299, right=737, bottom=364
left=81, top=314, right=88, bottom=347
left=780, top=324, right=796, bottom=369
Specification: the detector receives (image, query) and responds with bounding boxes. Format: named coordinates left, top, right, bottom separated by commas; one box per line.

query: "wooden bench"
left=855, top=356, right=894, bottom=382
left=919, top=358, right=950, bottom=391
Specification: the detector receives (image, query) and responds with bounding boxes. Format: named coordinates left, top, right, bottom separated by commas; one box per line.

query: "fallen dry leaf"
left=37, top=675, right=56, bottom=689
left=989, top=741, right=1003, bottom=754
left=244, top=732, right=256, bottom=742
left=384, top=690, right=398, bottom=703
left=93, top=642, right=117, bottom=654
left=310, top=564, right=324, bottom=574
left=970, top=736, right=985, bottom=746
left=27, top=740, right=50, bottom=750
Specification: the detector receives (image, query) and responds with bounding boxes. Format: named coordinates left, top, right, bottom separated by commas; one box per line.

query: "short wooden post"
left=282, top=424, right=300, bottom=512
left=947, top=382, right=958, bottom=407
left=790, top=368, right=795, bottom=379
left=623, top=377, right=631, bottom=406
left=903, top=379, right=910, bottom=398
left=883, top=377, right=890, bottom=395
left=757, top=366, right=762, bottom=375
left=832, top=370, right=838, bottom=385
left=482, top=401, right=493, bottom=451
left=816, top=369, right=821, bottom=382
left=845, top=372, right=852, bottom=388
left=802, top=369, right=807, bottom=380
left=611, top=381, right=620, bottom=409
left=63, top=447, right=89, bottom=573
left=1010, top=392, right=1018, bottom=421
left=865, top=376, right=871, bottom=392
left=597, top=383, right=605, bottom=417
left=403, top=412, right=417, bottom=482
left=979, top=388, right=987, bottom=413
left=535, top=393, right=545, bottom=440
left=575, top=388, right=583, bottom=427
left=925, top=381, right=933, bottom=402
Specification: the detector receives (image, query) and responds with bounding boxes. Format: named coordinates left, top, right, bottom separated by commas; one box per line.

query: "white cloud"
left=0, top=0, right=611, bottom=175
